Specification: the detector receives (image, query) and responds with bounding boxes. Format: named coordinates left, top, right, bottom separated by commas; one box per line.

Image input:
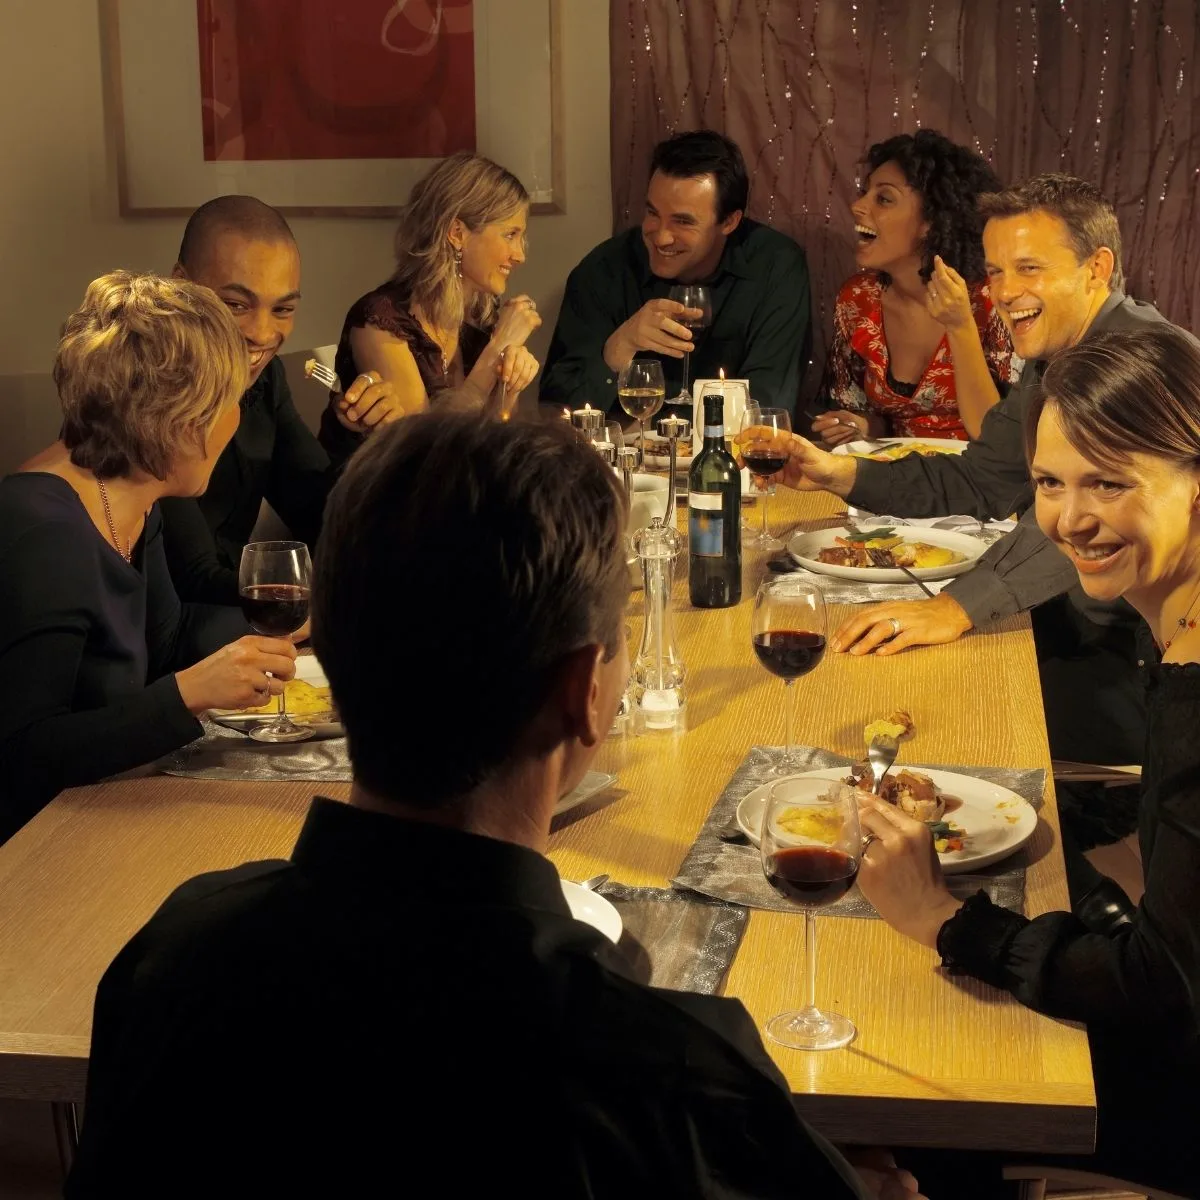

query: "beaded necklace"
left=1161, top=583, right=1200, bottom=651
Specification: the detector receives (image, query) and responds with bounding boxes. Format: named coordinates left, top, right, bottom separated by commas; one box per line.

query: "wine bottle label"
left=704, top=424, right=723, bottom=438
left=689, top=492, right=725, bottom=558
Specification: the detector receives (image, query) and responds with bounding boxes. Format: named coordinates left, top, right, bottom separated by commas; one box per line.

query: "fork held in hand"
left=866, top=546, right=936, bottom=598
left=304, top=358, right=342, bottom=395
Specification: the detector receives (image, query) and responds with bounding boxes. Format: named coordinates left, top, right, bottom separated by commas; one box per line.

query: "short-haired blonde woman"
left=0, top=271, right=299, bottom=842
left=329, top=152, right=542, bottom=423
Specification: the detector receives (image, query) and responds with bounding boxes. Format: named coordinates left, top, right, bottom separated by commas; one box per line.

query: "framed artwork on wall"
left=100, top=0, right=564, bottom=216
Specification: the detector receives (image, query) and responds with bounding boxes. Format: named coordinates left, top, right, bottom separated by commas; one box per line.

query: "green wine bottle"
left=688, top=392, right=742, bottom=608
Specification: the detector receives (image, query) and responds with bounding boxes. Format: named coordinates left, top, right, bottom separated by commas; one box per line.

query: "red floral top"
left=823, top=270, right=1020, bottom=439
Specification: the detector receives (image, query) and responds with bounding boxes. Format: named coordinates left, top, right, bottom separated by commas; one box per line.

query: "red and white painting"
left=197, top=0, right=476, bottom=161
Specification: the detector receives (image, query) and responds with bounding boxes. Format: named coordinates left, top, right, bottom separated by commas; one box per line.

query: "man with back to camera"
left=161, top=194, right=405, bottom=605
left=66, top=412, right=930, bottom=1200
left=762, top=175, right=1188, bottom=927
left=541, top=129, right=812, bottom=415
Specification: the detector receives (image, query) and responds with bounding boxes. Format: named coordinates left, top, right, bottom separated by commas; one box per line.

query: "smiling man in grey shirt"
left=770, top=176, right=1187, bottom=777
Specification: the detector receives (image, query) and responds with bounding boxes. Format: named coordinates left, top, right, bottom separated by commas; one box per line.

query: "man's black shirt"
left=68, top=798, right=867, bottom=1198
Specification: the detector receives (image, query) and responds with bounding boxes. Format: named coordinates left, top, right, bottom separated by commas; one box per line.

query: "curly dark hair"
left=864, top=129, right=1002, bottom=286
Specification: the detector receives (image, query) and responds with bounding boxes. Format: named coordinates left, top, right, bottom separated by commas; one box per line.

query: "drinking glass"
left=238, top=540, right=314, bottom=744
left=618, top=359, right=666, bottom=465
left=667, top=284, right=712, bottom=405
left=751, top=576, right=827, bottom=774
left=740, top=405, right=791, bottom=551
left=760, top=775, right=862, bottom=1050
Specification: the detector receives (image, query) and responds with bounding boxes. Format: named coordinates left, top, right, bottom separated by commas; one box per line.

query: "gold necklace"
left=97, top=478, right=131, bottom=563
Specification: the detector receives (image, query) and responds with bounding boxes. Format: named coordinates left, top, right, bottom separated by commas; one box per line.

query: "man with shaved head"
left=161, top=195, right=404, bottom=605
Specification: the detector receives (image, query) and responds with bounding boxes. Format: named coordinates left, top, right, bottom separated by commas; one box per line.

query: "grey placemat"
left=596, top=883, right=747, bottom=995
left=159, top=721, right=354, bottom=782
left=672, top=745, right=1046, bottom=918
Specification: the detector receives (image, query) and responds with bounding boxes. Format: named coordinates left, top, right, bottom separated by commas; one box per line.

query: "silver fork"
left=304, top=358, right=342, bottom=395
left=867, top=734, right=899, bottom=795
left=866, top=546, right=936, bottom=598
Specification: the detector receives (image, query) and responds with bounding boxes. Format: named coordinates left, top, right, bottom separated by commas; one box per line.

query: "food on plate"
left=816, top=526, right=966, bottom=570
left=849, top=767, right=967, bottom=851
left=849, top=441, right=965, bottom=462
left=776, top=800, right=846, bottom=843
left=222, top=678, right=334, bottom=717
left=864, top=709, right=914, bottom=744
left=640, top=432, right=694, bottom=462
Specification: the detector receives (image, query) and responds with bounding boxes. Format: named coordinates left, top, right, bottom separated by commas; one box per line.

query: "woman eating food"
left=856, top=325, right=1200, bottom=1194
left=0, top=272, right=298, bottom=842
left=329, top=152, right=541, bottom=424
left=816, top=129, right=1018, bottom=445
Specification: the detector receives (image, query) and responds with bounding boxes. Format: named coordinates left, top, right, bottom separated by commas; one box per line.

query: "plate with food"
left=832, top=436, right=968, bottom=462
left=735, top=766, right=1038, bottom=873
left=787, top=523, right=984, bottom=582
left=209, top=656, right=344, bottom=739
left=628, top=430, right=696, bottom=471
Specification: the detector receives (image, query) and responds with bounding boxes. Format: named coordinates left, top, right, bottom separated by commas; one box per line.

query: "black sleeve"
left=737, top=246, right=811, bottom=416
left=142, top=507, right=248, bottom=677
left=847, top=384, right=1031, bottom=520
left=0, top=522, right=201, bottom=826
left=158, top=496, right=241, bottom=607
left=539, top=256, right=629, bottom=413
left=263, top=376, right=336, bottom=549
left=937, top=668, right=1200, bottom=1032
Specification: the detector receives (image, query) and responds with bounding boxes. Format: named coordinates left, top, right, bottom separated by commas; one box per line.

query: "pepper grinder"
left=657, top=414, right=692, bottom=512
left=631, top=512, right=686, bottom=733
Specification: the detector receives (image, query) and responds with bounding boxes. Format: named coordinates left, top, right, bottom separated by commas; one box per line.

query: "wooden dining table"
left=0, top=487, right=1095, bottom=1155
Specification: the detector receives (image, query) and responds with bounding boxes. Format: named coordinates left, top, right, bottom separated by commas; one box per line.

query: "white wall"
left=0, top=0, right=612, bottom=471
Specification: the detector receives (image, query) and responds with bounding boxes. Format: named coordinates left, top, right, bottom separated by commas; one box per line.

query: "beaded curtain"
left=610, top=0, right=1200, bottom=403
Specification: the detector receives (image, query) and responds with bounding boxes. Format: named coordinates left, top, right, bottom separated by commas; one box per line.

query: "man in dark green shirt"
left=540, top=130, right=811, bottom=415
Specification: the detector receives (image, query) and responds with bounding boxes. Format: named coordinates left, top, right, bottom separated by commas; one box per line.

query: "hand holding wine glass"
left=617, top=359, right=666, bottom=465
left=740, top=405, right=791, bottom=550
left=760, top=776, right=863, bottom=1050
left=751, top=576, right=827, bottom=775
left=667, top=284, right=712, bottom=405
left=238, top=540, right=314, bottom=743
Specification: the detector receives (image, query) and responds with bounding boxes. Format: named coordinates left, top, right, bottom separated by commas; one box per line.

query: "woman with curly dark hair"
left=814, top=130, right=1019, bottom=444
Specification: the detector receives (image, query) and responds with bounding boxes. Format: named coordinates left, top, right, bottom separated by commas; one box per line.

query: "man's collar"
left=290, top=795, right=569, bottom=914
left=631, top=218, right=754, bottom=287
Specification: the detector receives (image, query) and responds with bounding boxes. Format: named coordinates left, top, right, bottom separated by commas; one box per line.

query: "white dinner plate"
left=735, top=767, right=1039, bottom=873
left=209, top=654, right=344, bottom=738
left=554, top=771, right=617, bottom=816
left=559, top=880, right=623, bottom=942
left=832, top=436, right=968, bottom=460
left=787, top=524, right=985, bottom=583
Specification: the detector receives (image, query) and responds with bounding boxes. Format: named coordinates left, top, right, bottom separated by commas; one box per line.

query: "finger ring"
left=889, top=617, right=902, bottom=637
left=861, top=833, right=878, bottom=853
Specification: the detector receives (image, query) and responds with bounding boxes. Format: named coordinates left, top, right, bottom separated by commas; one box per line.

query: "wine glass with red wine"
left=238, top=540, right=313, bottom=744
left=667, top=284, right=712, bottom=405
left=760, top=775, right=862, bottom=1050
left=739, top=405, right=791, bottom=551
left=751, top=576, right=827, bottom=774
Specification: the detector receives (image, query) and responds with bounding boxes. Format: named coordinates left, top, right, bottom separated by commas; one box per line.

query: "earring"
left=453, top=246, right=463, bottom=281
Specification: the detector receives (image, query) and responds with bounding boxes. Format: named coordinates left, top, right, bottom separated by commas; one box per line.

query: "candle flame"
left=718, top=367, right=726, bottom=381
left=584, top=403, right=593, bottom=412
left=562, top=408, right=570, bottom=419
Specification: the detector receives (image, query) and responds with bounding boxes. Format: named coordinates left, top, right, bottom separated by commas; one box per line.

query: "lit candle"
left=570, top=402, right=605, bottom=435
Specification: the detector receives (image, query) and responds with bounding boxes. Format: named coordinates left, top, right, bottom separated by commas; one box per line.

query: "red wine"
left=752, top=630, right=826, bottom=679
left=240, top=584, right=310, bottom=636
left=742, top=450, right=789, bottom=477
left=766, top=846, right=858, bottom=906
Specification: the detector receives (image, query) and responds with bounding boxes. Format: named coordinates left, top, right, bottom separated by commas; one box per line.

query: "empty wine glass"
left=667, top=284, right=712, bottom=405
left=618, top=359, right=666, bottom=465
left=760, top=775, right=862, bottom=1050
left=740, top=405, right=791, bottom=550
left=751, top=576, right=827, bottom=774
left=238, top=540, right=313, bottom=744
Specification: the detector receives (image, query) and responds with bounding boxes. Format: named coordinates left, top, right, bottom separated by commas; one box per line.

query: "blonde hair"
left=55, top=270, right=249, bottom=480
left=391, top=152, right=529, bottom=334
